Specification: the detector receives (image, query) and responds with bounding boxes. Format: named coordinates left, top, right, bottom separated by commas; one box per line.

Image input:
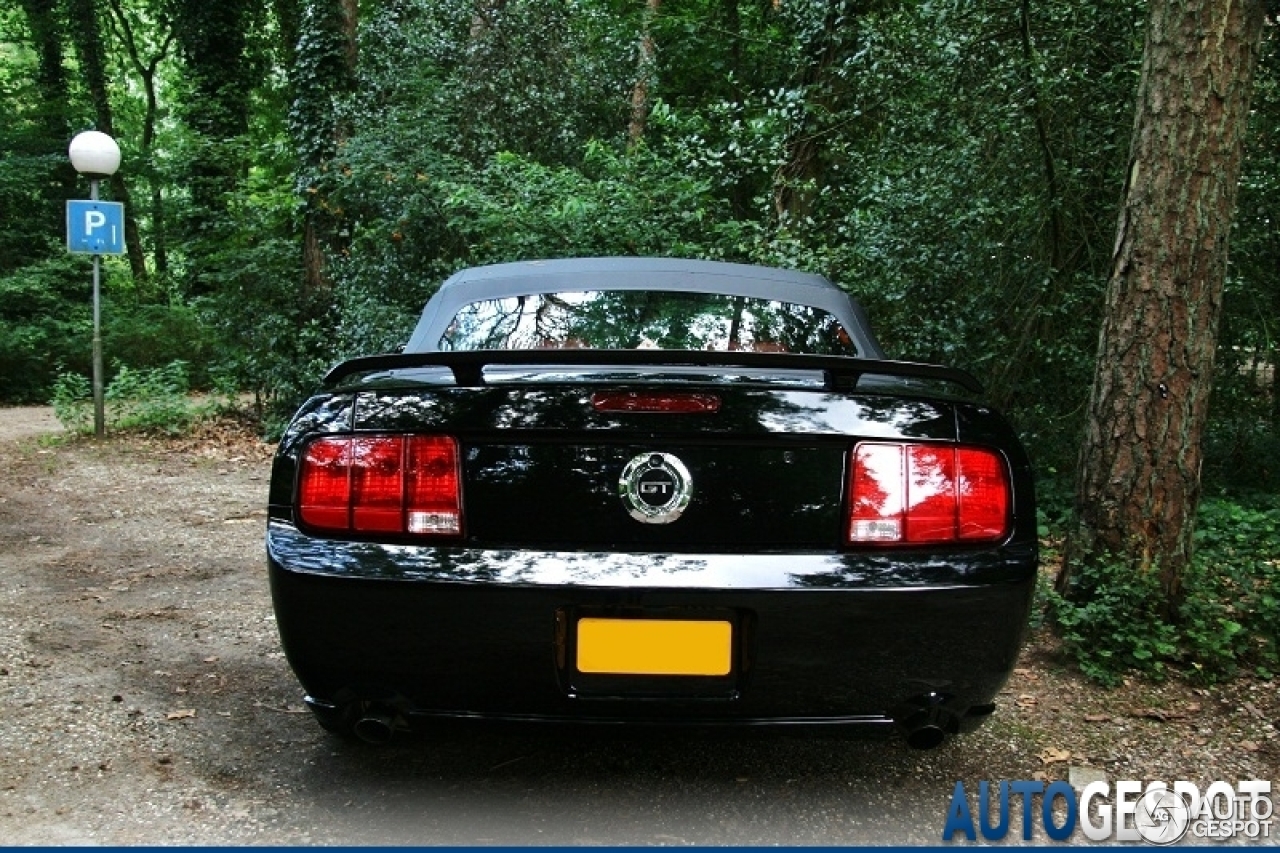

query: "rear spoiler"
left=322, top=349, right=984, bottom=395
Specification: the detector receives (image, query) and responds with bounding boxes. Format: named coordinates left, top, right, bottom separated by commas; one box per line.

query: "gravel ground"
left=0, top=407, right=1275, bottom=845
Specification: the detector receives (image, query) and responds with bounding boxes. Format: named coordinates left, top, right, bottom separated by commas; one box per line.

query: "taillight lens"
left=298, top=435, right=462, bottom=537
left=847, top=443, right=1010, bottom=545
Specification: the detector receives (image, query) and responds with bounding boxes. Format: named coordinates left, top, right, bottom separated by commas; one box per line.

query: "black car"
left=266, top=258, right=1037, bottom=748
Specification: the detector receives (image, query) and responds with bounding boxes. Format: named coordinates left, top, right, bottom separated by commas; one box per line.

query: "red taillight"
left=298, top=435, right=462, bottom=537
left=351, top=437, right=405, bottom=532
left=847, top=443, right=1010, bottom=545
left=298, top=438, right=350, bottom=531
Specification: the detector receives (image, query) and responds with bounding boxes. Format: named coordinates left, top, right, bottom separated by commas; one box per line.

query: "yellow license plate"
left=576, top=618, right=733, bottom=676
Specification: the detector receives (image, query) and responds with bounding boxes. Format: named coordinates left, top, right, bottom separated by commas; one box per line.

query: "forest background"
left=1, top=0, right=1278, bottom=684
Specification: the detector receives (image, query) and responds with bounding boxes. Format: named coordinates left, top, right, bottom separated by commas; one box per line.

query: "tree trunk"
left=627, top=0, right=660, bottom=146
left=106, top=0, right=174, bottom=277
left=170, top=0, right=264, bottom=295
left=1017, top=0, right=1064, bottom=273
left=340, top=0, right=358, bottom=72
left=772, top=0, right=851, bottom=223
left=17, top=0, right=71, bottom=143
left=1059, top=0, right=1267, bottom=605
left=292, top=0, right=359, bottom=294
left=274, top=0, right=302, bottom=71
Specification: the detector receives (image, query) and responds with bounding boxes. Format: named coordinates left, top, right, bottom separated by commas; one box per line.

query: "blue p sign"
left=67, top=200, right=126, bottom=255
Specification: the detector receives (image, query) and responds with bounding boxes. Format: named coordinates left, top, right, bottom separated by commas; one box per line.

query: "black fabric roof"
left=405, top=257, right=883, bottom=357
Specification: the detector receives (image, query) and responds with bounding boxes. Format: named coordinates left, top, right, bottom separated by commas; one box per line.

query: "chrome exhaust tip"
left=352, top=710, right=396, bottom=745
left=893, top=693, right=957, bottom=750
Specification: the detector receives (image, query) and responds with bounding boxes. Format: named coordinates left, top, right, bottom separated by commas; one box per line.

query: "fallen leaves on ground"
left=1039, top=747, right=1072, bottom=764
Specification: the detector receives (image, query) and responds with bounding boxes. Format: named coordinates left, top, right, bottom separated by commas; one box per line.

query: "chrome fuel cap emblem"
left=619, top=452, right=693, bottom=524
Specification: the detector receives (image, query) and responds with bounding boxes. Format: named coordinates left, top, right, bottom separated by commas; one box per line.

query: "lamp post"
left=68, top=131, right=121, bottom=438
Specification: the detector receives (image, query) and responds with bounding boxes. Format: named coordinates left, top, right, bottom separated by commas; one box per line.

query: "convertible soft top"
left=404, top=257, right=885, bottom=358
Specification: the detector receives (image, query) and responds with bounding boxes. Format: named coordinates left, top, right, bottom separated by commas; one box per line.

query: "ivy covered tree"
left=167, top=0, right=266, bottom=295
left=289, top=0, right=358, bottom=294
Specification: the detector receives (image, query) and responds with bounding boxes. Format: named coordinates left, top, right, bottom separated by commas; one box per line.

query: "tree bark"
left=292, top=0, right=359, bottom=294
left=627, top=0, right=661, bottom=146
left=1059, top=0, right=1267, bottom=605
left=772, top=0, right=853, bottom=223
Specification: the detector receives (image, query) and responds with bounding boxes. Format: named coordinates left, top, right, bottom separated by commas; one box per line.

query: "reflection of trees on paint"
left=440, top=291, right=859, bottom=356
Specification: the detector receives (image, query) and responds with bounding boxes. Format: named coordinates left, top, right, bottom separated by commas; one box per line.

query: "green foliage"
left=50, top=360, right=220, bottom=435
left=50, top=370, right=92, bottom=434
left=0, top=253, right=92, bottom=402
left=104, top=303, right=218, bottom=386
left=0, top=251, right=224, bottom=403
left=104, top=361, right=197, bottom=433
left=350, top=0, right=632, bottom=167
left=439, top=144, right=732, bottom=263
left=1049, top=557, right=1180, bottom=686
left=1049, top=495, right=1280, bottom=684
left=1181, top=498, right=1280, bottom=679
left=0, top=153, right=74, bottom=272
left=196, top=227, right=320, bottom=431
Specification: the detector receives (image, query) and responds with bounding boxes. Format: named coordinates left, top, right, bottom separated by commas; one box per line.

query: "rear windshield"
left=439, top=290, right=858, bottom=356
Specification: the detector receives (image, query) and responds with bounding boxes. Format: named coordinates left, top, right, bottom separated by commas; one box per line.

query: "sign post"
left=67, top=131, right=122, bottom=438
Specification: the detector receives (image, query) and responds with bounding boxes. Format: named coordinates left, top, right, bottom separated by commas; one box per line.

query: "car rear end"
left=266, top=352, right=1037, bottom=748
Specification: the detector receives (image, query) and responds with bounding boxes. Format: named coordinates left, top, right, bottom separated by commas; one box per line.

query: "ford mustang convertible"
left=266, top=257, right=1037, bottom=748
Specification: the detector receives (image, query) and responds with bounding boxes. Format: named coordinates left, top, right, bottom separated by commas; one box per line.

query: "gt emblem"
left=619, top=452, right=693, bottom=524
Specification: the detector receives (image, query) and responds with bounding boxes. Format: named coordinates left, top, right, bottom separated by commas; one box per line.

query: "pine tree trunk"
left=1059, top=0, right=1267, bottom=606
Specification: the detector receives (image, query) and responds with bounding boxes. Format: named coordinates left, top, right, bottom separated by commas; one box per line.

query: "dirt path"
left=0, top=406, right=63, bottom=443
left=0, top=417, right=1274, bottom=844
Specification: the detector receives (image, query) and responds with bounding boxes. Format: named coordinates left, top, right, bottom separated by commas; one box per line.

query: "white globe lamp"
left=68, top=131, right=121, bottom=179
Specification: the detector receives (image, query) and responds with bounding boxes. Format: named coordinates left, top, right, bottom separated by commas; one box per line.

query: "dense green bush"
left=50, top=360, right=224, bottom=435
left=0, top=254, right=93, bottom=402
left=0, top=251, right=222, bottom=405
left=1049, top=495, right=1280, bottom=684
left=103, top=303, right=218, bottom=389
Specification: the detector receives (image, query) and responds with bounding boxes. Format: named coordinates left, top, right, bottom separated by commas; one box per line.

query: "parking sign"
left=67, top=200, right=126, bottom=255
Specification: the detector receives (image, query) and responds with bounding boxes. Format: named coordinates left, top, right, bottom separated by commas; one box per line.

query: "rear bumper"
left=267, top=521, right=1035, bottom=733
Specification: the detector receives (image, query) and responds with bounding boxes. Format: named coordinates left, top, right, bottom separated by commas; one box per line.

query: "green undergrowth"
left=1042, top=493, right=1280, bottom=686
left=50, top=360, right=234, bottom=436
